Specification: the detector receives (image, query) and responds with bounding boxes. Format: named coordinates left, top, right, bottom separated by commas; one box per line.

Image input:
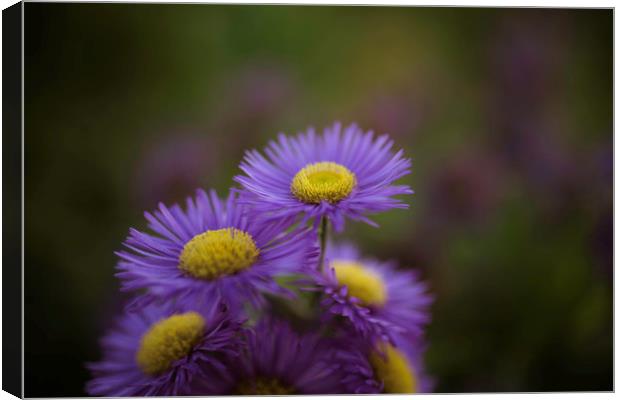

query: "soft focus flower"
left=426, top=149, right=506, bottom=226
left=191, top=318, right=345, bottom=395
left=305, top=242, right=432, bottom=343
left=490, top=13, right=565, bottom=108
left=235, top=122, right=413, bottom=232
left=226, top=63, right=296, bottom=118
left=132, top=132, right=218, bottom=209
left=115, top=188, right=318, bottom=311
left=205, top=62, right=298, bottom=158
left=85, top=301, right=243, bottom=396
left=334, top=331, right=434, bottom=394
left=356, top=87, right=430, bottom=140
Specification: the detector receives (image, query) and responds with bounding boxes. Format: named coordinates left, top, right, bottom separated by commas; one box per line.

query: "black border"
left=3, top=1, right=23, bottom=398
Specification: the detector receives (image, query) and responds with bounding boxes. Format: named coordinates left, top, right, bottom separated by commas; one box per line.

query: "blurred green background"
left=24, top=4, right=612, bottom=396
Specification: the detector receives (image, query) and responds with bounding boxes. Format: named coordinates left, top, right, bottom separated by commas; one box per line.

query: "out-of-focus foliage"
left=24, top=4, right=611, bottom=396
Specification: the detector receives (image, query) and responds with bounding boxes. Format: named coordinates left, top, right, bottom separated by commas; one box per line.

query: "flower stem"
left=318, top=216, right=329, bottom=272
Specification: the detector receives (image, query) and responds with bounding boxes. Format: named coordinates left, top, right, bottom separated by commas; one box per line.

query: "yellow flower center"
left=235, top=377, right=295, bottom=395
left=370, top=343, right=418, bottom=393
left=332, top=261, right=387, bottom=306
left=136, top=312, right=206, bottom=376
left=178, top=228, right=260, bottom=280
left=290, top=161, right=357, bottom=204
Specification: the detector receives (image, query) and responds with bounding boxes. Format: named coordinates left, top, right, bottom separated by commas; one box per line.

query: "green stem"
left=318, top=216, right=329, bottom=272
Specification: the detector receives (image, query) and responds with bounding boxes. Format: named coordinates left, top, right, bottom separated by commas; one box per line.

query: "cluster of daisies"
left=86, top=122, right=434, bottom=396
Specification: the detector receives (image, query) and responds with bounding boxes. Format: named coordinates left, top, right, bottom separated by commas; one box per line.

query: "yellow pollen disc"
left=136, top=312, right=206, bottom=376
left=370, top=343, right=418, bottom=393
left=235, top=377, right=295, bottom=395
left=179, top=228, right=260, bottom=280
left=332, top=261, right=387, bottom=306
left=290, top=161, right=357, bottom=204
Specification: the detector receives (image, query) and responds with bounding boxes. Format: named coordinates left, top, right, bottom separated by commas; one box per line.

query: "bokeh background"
left=24, top=4, right=612, bottom=396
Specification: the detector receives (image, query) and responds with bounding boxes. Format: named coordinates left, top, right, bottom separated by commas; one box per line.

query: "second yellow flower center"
left=290, top=161, right=357, bottom=204
left=178, top=228, right=260, bottom=280
left=332, top=261, right=387, bottom=307
left=369, top=342, right=418, bottom=393
left=136, top=312, right=206, bottom=376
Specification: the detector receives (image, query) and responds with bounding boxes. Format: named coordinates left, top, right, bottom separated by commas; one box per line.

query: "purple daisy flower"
left=306, top=242, right=432, bottom=343
left=115, top=188, right=318, bottom=311
left=335, top=331, right=435, bottom=394
left=191, top=318, right=345, bottom=395
left=85, top=301, right=243, bottom=396
left=235, top=122, right=413, bottom=232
